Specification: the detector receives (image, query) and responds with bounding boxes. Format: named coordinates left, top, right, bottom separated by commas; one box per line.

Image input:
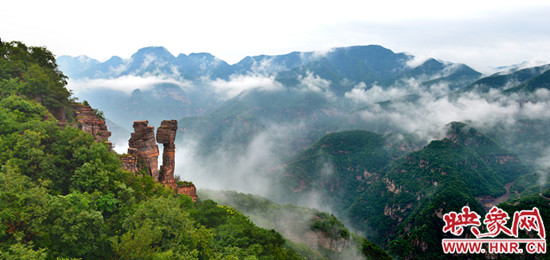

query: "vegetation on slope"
left=199, top=189, right=392, bottom=260
left=0, top=40, right=301, bottom=259
left=280, top=122, right=536, bottom=259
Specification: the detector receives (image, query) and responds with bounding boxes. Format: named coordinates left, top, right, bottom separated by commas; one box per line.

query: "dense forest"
left=4, top=39, right=549, bottom=259
left=0, top=40, right=354, bottom=259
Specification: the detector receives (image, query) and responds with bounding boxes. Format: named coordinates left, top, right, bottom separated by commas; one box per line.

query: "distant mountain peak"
left=134, top=46, right=173, bottom=55
left=58, top=44, right=481, bottom=90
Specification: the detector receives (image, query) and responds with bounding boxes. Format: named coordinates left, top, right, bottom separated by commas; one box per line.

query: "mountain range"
left=58, top=45, right=480, bottom=84
left=57, top=44, right=550, bottom=258
left=58, top=45, right=483, bottom=145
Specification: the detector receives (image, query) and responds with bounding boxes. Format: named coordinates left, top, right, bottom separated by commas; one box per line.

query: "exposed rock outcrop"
left=73, top=104, right=112, bottom=148
left=120, top=148, right=138, bottom=173
left=122, top=120, right=197, bottom=201
left=175, top=184, right=198, bottom=202
left=157, top=120, right=177, bottom=184
left=128, top=121, right=159, bottom=181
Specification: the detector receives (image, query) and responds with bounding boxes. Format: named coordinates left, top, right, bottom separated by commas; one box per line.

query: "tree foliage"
left=0, top=40, right=300, bottom=259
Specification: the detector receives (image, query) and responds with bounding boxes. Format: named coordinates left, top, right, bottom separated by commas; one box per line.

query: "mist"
left=67, top=75, right=191, bottom=95
left=175, top=122, right=307, bottom=196
left=210, top=74, right=283, bottom=100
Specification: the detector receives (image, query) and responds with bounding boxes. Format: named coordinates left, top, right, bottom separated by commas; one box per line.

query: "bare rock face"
left=155, top=120, right=198, bottom=201
left=122, top=119, right=197, bottom=201
left=121, top=148, right=138, bottom=173
left=176, top=184, right=197, bottom=201
left=73, top=104, right=112, bottom=148
left=128, top=121, right=159, bottom=181
left=157, top=120, right=177, bottom=184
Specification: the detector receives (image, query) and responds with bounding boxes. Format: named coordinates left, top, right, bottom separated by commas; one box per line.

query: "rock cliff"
left=157, top=120, right=177, bottom=183
left=128, top=121, right=160, bottom=181
left=120, top=148, right=138, bottom=173
left=123, top=120, right=197, bottom=201
left=73, top=104, right=112, bottom=148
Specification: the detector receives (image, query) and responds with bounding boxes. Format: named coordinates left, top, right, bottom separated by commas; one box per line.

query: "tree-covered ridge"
left=278, top=130, right=415, bottom=214
left=0, top=41, right=71, bottom=111
left=457, top=64, right=550, bottom=94
left=0, top=40, right=302, bottom=259
left=279, top=122, right=538, bottom=258
left=199, top=189, right=392, bottom=259
left=504, top=68, right=550, bottom=93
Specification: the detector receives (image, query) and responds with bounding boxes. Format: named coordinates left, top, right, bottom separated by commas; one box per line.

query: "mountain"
left=277, top=130, right=410, bottom=209
left=1, top=40, right=313, bottom=259
left=58, top=47, right=232, bottom=80
left=58, top=45, right=483, bottom=151
left=198, top=189, right=391, bottom=259
left=504, top=68, right=550, bottom=93
left=59, top=45, right=481, bottom=87
left=456, top=64, right=550, bottom=94
left=277, top=122, right=531, bottom=258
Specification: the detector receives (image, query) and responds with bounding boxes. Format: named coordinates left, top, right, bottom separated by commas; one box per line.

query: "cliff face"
left=73, top=104, right=112, bottom=148
left=120, top=148, right=138, bottom=173
left=123, top=120, right=197, bottom=201
left=128, top=121, right=160, bottom=181
left=157, top=120, right=177, bottom=183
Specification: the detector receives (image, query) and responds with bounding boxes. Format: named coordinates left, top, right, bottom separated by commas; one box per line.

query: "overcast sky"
left=2, top=0, right=550, bottom=73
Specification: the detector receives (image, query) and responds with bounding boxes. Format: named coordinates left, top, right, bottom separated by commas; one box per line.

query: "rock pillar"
left=156, top=120, right=177, bottom=184
left=128, top=121, right=160, bottom=181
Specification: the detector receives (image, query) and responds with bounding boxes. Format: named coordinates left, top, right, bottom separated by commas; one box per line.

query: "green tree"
left=0, top=41, right=70, bottom=111
left=0, top=164, right=51, bottom=251
left=45, top=192, right=109, bottom=259
left=114, top=195, right=213, bottom=259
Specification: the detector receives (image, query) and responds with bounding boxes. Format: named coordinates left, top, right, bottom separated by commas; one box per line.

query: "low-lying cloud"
left=210, top=74, right=283, bottom=100
left=67, top=75, right=190, bottom=95
left=175, top=122, right=306, bottom=197
left=353, top=86, right=550, bottom=142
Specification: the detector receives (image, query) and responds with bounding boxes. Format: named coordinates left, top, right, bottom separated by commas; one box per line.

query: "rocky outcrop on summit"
left=123, top=120, right=197, bottom=201
left=128, top=121, right=160, bottom=181
left=156, top=120, right=198, bottom=201
left=157, top=120, right=177, bottom=183
left=73, top=104, right=112, bottom=148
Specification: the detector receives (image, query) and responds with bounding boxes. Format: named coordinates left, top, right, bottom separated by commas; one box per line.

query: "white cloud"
left=210, top=75, right=283, bottom=100
left=175, top=122, right=306, bottom=196
left=345, top=82, right=409, bottom=104
left=298, top=71, right=332, bottom=93
left=249, top=58, right=286, bottom=75
left=67, top=75, right=190, bottom=95
left=353, top=85, right=550, bottom=143
left=405, top=54, right=430, bottom=68
left=2, top=0, right=550, bottom=71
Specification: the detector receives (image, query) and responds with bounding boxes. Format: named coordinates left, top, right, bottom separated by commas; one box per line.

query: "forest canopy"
left=0, top=40, right=302, bottom=259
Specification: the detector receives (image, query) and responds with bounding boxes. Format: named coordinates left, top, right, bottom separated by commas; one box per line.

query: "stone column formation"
left=125, top=119, right=196, bottom=201
left=156, top=120, right=178, bottom=184
left=128, top=121, right=160, bottom=181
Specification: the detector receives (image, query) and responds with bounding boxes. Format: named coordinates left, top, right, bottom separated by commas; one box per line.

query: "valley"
left=58, top=43, right=550, bottom=258
left=1, top=39, right=548, bottom=259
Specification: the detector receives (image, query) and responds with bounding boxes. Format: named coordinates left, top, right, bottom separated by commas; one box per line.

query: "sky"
left=2, top=0, right=550, bottom=73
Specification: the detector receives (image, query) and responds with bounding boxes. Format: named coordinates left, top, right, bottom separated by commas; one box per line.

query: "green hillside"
left=279, top=130, right=399, bottom=209
left=279, top=122, right=534, bottom=258
left=0, top=40, right=303, bottom=259
left=199, top=189, right=392, bottom=260
left=504, top=68, right=550, bottom=93
left=457, top=64, right=550, bottom=94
